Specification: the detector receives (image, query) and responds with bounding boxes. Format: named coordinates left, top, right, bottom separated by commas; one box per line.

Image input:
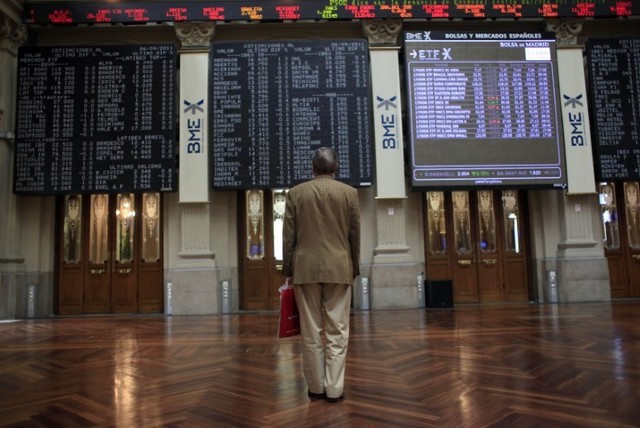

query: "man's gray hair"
left=312, top=147, right=338, bottom=175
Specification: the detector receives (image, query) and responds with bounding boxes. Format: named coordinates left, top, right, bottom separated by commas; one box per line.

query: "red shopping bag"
left=278, top=283, right=300, bottom=338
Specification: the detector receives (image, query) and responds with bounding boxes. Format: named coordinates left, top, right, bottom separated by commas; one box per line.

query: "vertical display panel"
left=587, top=38, right=640, bottom=181
left=14, top=45, right=177, bottom=195
left=404, top=31, right=566, bottom=189
left=210, top=40, right=372, bottom=189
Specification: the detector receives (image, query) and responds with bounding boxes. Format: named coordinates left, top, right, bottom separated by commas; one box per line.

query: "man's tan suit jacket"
left=282, top=175, right=360, bottom=285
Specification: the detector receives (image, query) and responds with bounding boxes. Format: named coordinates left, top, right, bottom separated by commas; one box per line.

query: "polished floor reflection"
left=0, top=302, right=639, bottom=427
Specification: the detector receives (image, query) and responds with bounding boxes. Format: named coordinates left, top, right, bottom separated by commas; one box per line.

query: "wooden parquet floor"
left=0, top=302, right=639, bottom=427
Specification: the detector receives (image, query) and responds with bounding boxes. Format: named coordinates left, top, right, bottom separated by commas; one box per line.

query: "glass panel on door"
left=453, top=191, right=472, bottom=255
left=115, top=193, right=135, bottom=264
left=273, top=189, right=287, bottom=266
left=63, top=195, right=82, bottom=264
left=477, top=190, right=496, bottom=253
left=502, top=190, right=522, bottom=253
left=427, top=191, right=447, bottom=255
left=142, top=192, right=160, bottom=262
left=90, top=194, right=109, bottom=265
left=623, top=182, right=640, bottom=249
left=599, top=183, right=620, bottom=250
left=246, top=190, right=265, bottom=260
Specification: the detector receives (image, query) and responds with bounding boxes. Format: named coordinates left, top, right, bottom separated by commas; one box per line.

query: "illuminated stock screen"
left=404, top=31, right=567, bottom=189
left=14, top=45, right=176, bottom=195
left=587, top=38, right=640, bottom=181
left=210, top=40, right=372, bottom=189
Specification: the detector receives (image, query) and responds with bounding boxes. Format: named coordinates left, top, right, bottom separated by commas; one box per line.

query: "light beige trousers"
left=294, top=283, right=352, bottom=398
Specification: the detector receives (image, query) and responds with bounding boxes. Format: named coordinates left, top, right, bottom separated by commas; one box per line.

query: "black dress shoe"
left=325, top=394, right=345, bottom=403
left=308, top=391, right=326, bottom=400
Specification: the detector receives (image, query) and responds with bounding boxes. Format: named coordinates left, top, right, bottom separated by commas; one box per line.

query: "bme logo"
left=563, top=94, right=586, bottom=147
left=184, top=99, right=204, bottom=154
left=377, top=96, right=397, bottom=149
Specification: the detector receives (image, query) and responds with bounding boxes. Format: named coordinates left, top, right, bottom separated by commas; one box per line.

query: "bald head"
left=312, top=147, right=338, bottom=176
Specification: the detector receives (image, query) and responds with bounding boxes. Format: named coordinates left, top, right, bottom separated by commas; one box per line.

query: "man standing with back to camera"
left=283, top=146, right=361, bottom=403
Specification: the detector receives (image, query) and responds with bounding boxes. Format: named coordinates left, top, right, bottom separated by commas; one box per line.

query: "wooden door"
left=84, top=194, right=111, bottom=313
left=500, top=190, right=530, bottom=302
left=424, top=190, right=530, bottom=304
left=240, top=189, right=288, bottom=311
left=475, top=190, right=503, bottom=302
left=111, top=193, right=137, bottom=313
left=57, top=193, right=163, bottom=314
left=450, top=191, right=480, bottom=302
left=57, top=195, right=85, bottom=315
left=138, top=193, right=165, bottom=313
left=600, top=182, right=640, bottom=298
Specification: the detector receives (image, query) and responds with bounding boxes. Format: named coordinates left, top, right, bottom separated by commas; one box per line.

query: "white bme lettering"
left=187, top=118, right=202, bottom=153
left=568, top=112, right=584, bottom=146
left=381, top=114, right=396, bottom=149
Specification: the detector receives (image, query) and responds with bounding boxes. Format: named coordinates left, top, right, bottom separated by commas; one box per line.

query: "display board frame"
left=209, top=39, right=373, bottom=190
left=404, top=31, right=567, bottom=190
left=13, top=44, right=177, bottom=195
left=586, top=37, right=640, bottom=182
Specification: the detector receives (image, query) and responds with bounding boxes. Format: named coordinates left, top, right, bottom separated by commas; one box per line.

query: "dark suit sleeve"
left=349, top=188, right=361, bottom=278
left=282, top=191, right=296, bottom=277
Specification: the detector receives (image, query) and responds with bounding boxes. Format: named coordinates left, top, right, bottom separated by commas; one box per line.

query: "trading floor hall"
left=0, top=302, right=638, bottom=427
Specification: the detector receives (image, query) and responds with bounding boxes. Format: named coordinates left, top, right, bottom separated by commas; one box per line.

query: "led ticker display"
left=404, top=31, right=566, bottom=189
left=25, top=1, right=640, bottom=25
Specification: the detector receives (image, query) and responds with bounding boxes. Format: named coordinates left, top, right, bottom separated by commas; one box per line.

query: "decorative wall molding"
left=179, top=203, right=214, bottom=259
left=363, top=20, right=402, bottom=46
left=546, top=19, right=583, bottom=46
left=0, top=13, right=26, bottom=55
left=374, top=199, right=410, bottom=259
left=175, top=22, right=216, bottom=49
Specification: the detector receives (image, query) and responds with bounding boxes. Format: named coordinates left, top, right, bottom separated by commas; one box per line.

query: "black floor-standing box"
left=425, top=280, right=453, bottom=308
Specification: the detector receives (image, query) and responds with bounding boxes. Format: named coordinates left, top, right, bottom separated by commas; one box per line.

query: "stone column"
left=170, top=23, right=219, bottom=314
left=0, top=11, right=27, bottom=318
left=175, top=22, right=216, bottom=266
left=363, top=21, right=420, bottom=309
left=539, top=20, right=610, bottom=302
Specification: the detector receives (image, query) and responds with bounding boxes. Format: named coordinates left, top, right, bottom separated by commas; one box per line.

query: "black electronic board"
left=25, top=1, right=640, bottom=25
left=14, top=45, right=176, bottom=195
left=404, top=31, right=566, bottom=189
left=210, top=40, right=372, bottom=190
left=587, top=38, right=640, bottom=182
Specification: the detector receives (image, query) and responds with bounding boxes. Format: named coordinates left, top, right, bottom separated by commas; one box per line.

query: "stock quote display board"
left=404, top=31, right=566, bottom=188
left=587, top=38, right=640, bottom=181
left=25, top=1, right=640, bottom=24
left=210, top=40, right=372, bottom=189
left=14, top=45, right=176, bottom=195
